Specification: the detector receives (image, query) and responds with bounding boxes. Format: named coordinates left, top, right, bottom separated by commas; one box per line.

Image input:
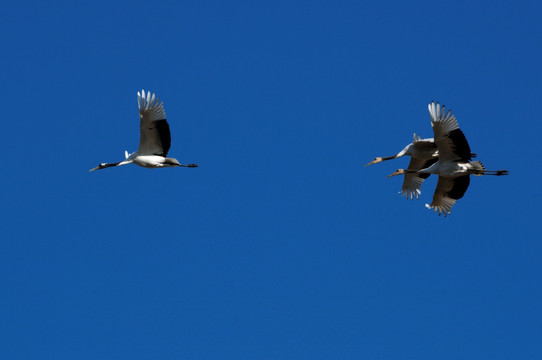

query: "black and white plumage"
left=367, top=133, right=439, bottom=199
left=90, top=90, right=198, bottom=172
left=388, top=102, right=508, bottom=216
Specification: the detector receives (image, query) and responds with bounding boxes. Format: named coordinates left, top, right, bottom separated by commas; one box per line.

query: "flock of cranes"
left=367, top=101, right=508, bottom=216
left=90, top=91, right=508, bottom=217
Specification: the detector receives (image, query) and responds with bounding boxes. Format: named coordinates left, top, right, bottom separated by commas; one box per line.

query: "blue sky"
left=1, top=0, right=541, bottom=359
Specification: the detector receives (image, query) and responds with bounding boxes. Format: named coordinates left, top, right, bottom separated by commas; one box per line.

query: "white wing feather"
left=137, top=90, right=171, bottom=156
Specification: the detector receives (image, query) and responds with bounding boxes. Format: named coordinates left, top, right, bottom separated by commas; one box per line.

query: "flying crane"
left=90, top=90, right=198, bottom=172
left=366, top=134, right=439, bottom=199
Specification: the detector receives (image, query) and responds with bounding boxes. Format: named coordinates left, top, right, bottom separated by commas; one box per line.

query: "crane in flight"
left=366, top=134, right=439, bottom=199
left=387, top=101, right=508, bottom=216
left=90, top=90, right=198, bottom=172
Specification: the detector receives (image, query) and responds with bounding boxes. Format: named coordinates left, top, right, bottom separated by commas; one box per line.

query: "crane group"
left=367, top=101, right=508, bottom=216
left=90, top=91, right=508, bottom=217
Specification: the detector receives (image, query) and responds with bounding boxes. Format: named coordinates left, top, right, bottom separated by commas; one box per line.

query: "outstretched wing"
left=428, top=101, right=472, bottom=163
left=426, top=175, right=470, bottom=216
left=401, top=157, right=438, bottom=199
left=137, top=90, right=171, bottom=156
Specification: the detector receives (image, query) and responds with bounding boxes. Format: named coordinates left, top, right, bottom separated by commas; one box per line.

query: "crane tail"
left=470, top=161, right=485, bottom=176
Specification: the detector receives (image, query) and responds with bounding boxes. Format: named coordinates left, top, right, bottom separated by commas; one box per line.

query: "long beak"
left=179, top=163, right=198, bottom=168
left=386, top=170, right=404, bottom=178
left=365, top=158, right=383, bottom=167
left=89, top=166, right=100, bottom=172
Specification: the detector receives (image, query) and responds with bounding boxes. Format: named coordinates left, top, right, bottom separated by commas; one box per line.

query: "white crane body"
left=90, top=90, right=197, bottom=172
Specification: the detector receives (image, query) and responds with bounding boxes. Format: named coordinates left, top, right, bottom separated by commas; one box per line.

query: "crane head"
left=89, top=163, right=107, bottom=172
left=365, top=157, right=384, bottom=166
left=387, top=169, right=407, bottom=178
